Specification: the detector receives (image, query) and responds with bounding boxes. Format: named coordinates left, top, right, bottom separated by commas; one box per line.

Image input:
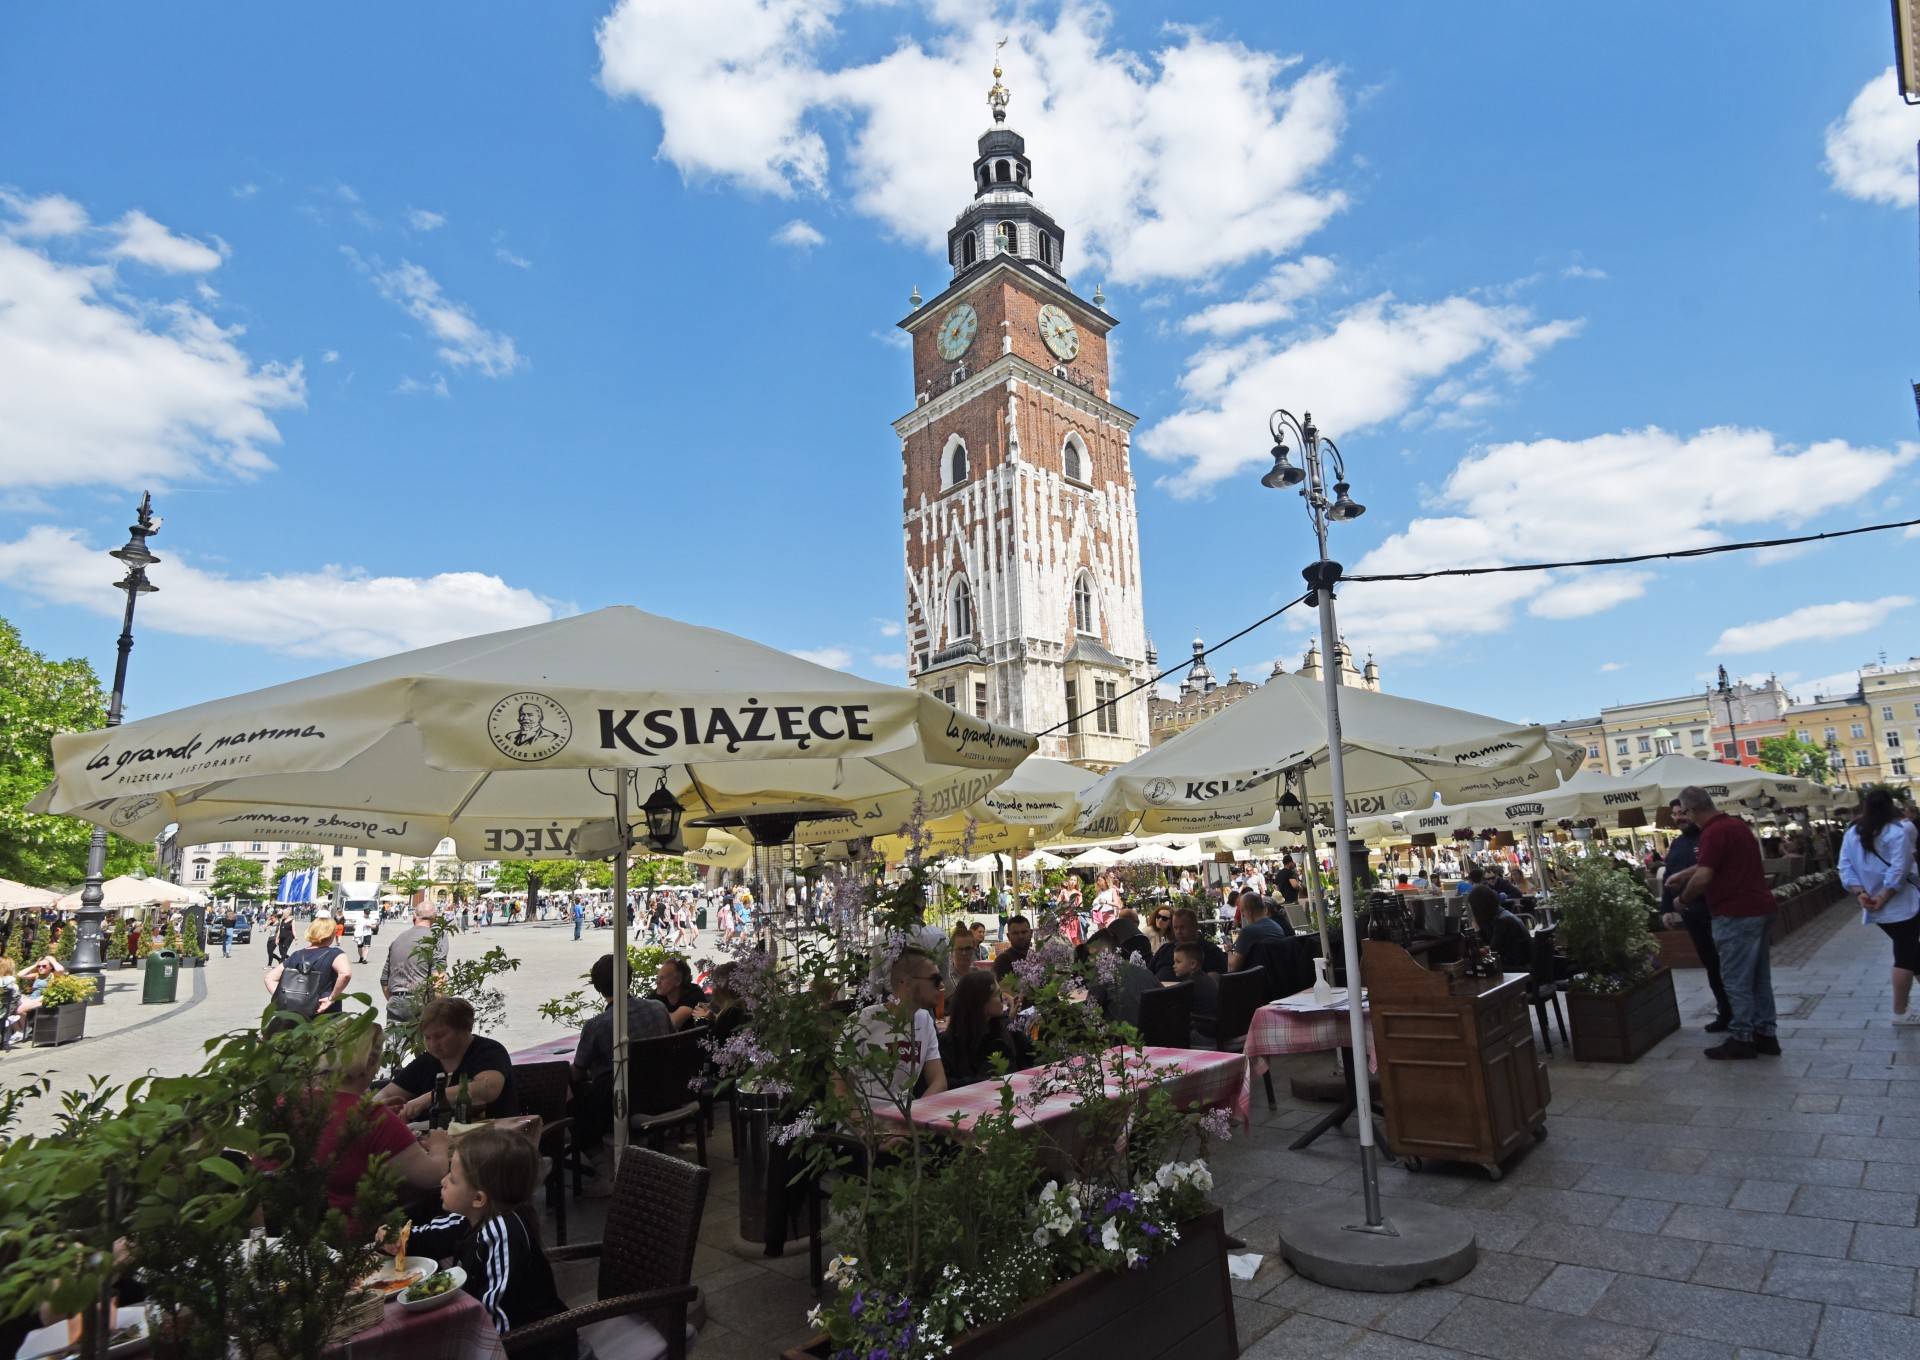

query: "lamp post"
left=1714, top=666, right=1742, bottom=768
left=73, top=494, right=161, bottom=1002
left=1826, top=735, right=1848, bottom=791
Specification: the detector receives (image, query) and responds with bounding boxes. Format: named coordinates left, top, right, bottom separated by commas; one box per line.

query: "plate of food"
left=363, top=1254, right=437, bottom=1298
left=19, top=1306, right=147, bottom=1360
left=399, top=1267, right=467, bottom=1313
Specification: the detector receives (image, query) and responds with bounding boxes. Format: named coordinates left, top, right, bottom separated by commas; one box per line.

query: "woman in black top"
left=1468, top=885, right=1533, bottom=973
left=938, top=971, right=1030, bottom=1088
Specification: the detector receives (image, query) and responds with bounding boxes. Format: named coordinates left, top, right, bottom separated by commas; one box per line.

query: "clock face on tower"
left=1037, top=303, right=1080, bottom=361
left=936, top=303, right=978, bottom=360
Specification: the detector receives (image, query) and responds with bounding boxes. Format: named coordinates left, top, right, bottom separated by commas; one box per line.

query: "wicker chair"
left=627, top=1025, right=709, bottom=1166
left=1213, top=965, right=1278, bottom=1111
left=513, top=1059, right=586, bottom=1244
left=503, top=1146, right=708, bottom=1360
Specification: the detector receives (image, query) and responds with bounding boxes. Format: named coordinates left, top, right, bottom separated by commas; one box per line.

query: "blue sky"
left=0, top=1, right=1915, bottom=729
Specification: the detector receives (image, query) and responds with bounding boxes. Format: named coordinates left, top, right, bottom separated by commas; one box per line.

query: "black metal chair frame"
left=512, top=1059, right=588, bottom=1245
left=627, top=1024, right=710, bottom=1166
left=1136, top=978, right=1194, bottom=1049
left=1212, top=965, right=1278, bottom=1111
left=1526, top=927, right=1569, bottom=1054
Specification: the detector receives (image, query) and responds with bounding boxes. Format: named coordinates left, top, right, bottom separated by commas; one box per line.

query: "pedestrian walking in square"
left=1666, top=786, right=1779, bottom=1060
left=1840, top=786, right=1920, bottom=1026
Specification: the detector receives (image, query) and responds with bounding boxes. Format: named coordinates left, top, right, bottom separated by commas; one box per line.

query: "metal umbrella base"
left=1277, top=1194, right=1477, bottom=1293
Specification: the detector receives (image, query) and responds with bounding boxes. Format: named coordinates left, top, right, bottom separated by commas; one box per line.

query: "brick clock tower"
left=893, top=60, right=1151, bottom=771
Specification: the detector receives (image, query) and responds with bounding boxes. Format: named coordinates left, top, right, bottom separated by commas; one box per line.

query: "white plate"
left=18, top=1305, right=147, bottom=1360
left=398, top=1265, right=467, bottom=1312
left=364, top=1254, right=437, bottom=1294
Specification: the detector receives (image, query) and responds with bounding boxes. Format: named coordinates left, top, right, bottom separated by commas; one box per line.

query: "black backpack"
left=270, top=946, right=340, bottom=1018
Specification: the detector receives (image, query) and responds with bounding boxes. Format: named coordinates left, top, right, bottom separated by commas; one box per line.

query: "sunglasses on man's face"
left=916, top=972, right=944, bottom=988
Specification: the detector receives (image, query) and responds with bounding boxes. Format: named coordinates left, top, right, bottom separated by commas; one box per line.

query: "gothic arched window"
left=942, top=434, right=969, bottom=489
left=950, top=578, right=975, bottom=642
left=995, top=160, right=1011, bottom=183
left=1072, top=573, right=1098, bottom=636
left=962, top=233, right=977, bottom=266
left=997, top=222, right=1016, bottom=254
left=1062, top=432, right=1087, bottom=484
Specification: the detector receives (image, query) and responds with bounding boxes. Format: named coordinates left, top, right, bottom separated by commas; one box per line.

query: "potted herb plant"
left=1557, top=858, right=1678, bottom=1062
left=32, top=973, right=95, bottom=1046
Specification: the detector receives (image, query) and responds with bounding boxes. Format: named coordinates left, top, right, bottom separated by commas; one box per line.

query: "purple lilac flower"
left=1199, top=1106, right=1235, bottom=1142
left=1091, top=948, right=1122, bottom=987
left=888, top=1297, right=911, bottom=1324
left=1011, top=955, right=1049, bottom=991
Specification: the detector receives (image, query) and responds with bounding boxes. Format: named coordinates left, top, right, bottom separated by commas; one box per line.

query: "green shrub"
left=38, top=974, right=95, bottom=1007
left=1557, top=858, right=1659, bottom=994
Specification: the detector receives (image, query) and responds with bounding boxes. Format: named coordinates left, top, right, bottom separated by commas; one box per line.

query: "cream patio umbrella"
left=1066, top=845, right=1128, bottom=868
left=52, top=875, right=205, bottom=910
left=32, top=604, right=1035, bottom=1156
left=1609, top=753, right=1835, bottom=811
left=0, top=878, right=58, bottom=910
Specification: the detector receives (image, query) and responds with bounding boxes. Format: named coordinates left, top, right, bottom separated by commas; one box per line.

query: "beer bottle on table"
left=431, top=1073, right=450, bottom=1130
left=455, top=1073, right=472, bottom=1125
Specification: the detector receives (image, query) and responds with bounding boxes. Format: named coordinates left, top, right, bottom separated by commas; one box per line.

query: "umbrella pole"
left=1299, top=816, right=1334, bottom=969
left=611, top=773, right=631, bottom=1165
left=1311, top=568, right=1386, bottom=1230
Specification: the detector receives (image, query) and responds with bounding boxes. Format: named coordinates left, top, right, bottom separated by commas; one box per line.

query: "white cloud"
left=1141, top=293, right=1580, bottom=495
left=867, top=651, right=906, bottom=673
left=495, top=246, right=532, bottom=269
left=873, top=617, right=902, bottom=638
left=1788, top=669, right=1864, bottom=703
left=1711, top=596, right=1914, bottom=655
left=772, top=218, right=826, bottom=249
left=108, top=210, right=227, bottom=273
left=0, top=190, right=89, bottom=238
left=406, top=208, right=448, bottom=231
left=231, top=183, right=259, bottom=200
left=1599, top=661, right=1625, bottom=673
left=598, top=2, right=1347, bottom=286
left=0, top=525, right=558, bottom=658
left=1526, top=569, right=1654, bottom=619
left=1332, top=427, right=1917, bottom=658
left=321, top=349, right=340, bottom=364
left=350, top=253, right=522, bottom=378
left=0, top=232, right=304, bottom=490
left=790, top=645, right=855, bottom=669
left=1179, top=255, right=1335, bottom=337
left=395, top=374, right=451, bottom=399
left=1824, top=67, right=1920, bottom=207
left=1561, top=264, right=1607, bottom=281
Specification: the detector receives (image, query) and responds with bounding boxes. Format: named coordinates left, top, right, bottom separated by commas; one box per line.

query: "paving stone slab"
left=1243, top=1311, right=1366, bottom=1360
left=1589, top=1274, right=1821, bottom=1356
left=1267, top=1273, right=1399, bottom=1328
left=1662, top=1204, right=1855, bottom=1258
left=1697, top=1154, right=1864, bottom=1188
left=1818, top=1134, right=1920, bottom=1165
left=1604, top=1197, right=1677, bottom=1235
left=1689, top=1243, right=1773, bottom=1291
left=1574, top=1166, right=1738, bottom=1208
left=1528, top=1264, right=1617, bottom=1316
left=1234, top=1298, right=1290, bottom=1352
left=1862, top=1161, right=1920, bottom=1191
left=1729, top=1180, right=1797, bottom=1214
left=1374, top=1286, right=1466, bottom=1340
left=1649, top=1337, right=1735, bottom=1360
left=1787, top=1183, right=1918, bottom=1227
left=1809, top=1303, right=1920, bottom=1359
left=1512, top=1223, right=1706, bottom=1279
left=1427, top=1296, right=1660, bottom=1360
left=1343, top=1336, right=1481, bottom=1360
left=1490, top=1186, right=1624, bottom=1226
left=1451, top=1250, right=1557, bottom=1303
left=1848, top=1222, right=1920, bottom=1267
left=1686, top=1108, right=1883, bottom=1137
left=1761, top=1252, right=1918, bottom=1314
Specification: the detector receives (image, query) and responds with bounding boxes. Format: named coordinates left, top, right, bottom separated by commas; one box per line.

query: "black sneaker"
left=1704, top=1039, right=1757, bottom=1060
left=1752, top=1035, right=1781, bottom=1056
left=1704, top=1016, right=1732, bottom=1034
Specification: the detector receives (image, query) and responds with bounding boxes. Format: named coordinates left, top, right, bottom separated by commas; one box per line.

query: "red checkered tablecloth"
left=509, top=1034, right=579, bottom=1065
left=334, top=1291, right=505, bottom=1360
left=1244, top=989, right=1375, bottom=1074
left=876, top=1045, right=1250, bottom=1138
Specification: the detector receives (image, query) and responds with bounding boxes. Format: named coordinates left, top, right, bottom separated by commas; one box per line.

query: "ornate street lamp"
left=1714, top=665, right=1742, bottom=767
left=1826, top=735, right=1848, bottom=790
left=73, top=493, right=161, bottom=1002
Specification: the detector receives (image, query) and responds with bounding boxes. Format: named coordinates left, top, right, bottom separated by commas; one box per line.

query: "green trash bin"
left=141, top=950, right=180, bottom=1005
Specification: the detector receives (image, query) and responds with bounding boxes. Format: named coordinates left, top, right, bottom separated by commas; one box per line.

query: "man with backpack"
left=262, top=918, right=353, bottom=1020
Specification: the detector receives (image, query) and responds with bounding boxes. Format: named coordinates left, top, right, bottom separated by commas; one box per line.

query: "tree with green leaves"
left=1757, top=735, right=1830, bottom=784
left=633, top=855, right=695, bottom=890
left=209, top=855, right=266, bottom=902
left=385, top=864, right=431, bottom=905
left=0, top=616, right=150, bottom=887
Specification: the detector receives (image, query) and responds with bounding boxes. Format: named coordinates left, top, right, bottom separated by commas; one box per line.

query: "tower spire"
left=988, top=38, right=1010, bottom=124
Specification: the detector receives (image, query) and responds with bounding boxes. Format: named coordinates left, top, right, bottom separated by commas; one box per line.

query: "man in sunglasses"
left=843, top=949, right=950, bottom=1113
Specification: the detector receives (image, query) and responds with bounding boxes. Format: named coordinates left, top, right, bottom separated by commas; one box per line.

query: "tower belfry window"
left=950, top=578, right=975, bottom=642
left=942, top=434, right=969, bottom=488
left=1073, top=573, right=1097, bottom=635
left=995, top=160, right=1010, bottom=183
left=1062, top=433, right=1086, bottom=484
left=962, top=233, right=977, bottom=266
left=997, top=222, right=1015, bottom=254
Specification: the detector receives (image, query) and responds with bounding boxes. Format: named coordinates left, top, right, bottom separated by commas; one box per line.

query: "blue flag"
left=276, top=866, right=317, bottom=904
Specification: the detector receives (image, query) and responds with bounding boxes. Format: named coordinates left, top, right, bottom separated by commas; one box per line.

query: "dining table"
left=1242, top=986, right=1381, bottom=1152
left=333, top=1290, right=507, bottom=1360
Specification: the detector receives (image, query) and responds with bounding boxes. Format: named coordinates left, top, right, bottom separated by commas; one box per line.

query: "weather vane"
left=988, top=36, right=1010, bottom=123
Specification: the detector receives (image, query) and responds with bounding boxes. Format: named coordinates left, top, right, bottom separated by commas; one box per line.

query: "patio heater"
left=1260, top=412, right=1476, bottom=1290
left=74, top=493, right=161, bottom=1003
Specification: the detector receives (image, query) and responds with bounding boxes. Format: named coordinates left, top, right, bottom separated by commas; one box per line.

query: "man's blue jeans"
left=1709, top=915, right=1776, bottom=1043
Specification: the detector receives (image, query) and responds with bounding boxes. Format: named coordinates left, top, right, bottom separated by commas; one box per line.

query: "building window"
left=1614, top=739, right=1628, bottom=756
left=330, top=867, right=342, bottom=883
left=1095, top=679, right=1119, bottom=735
left=996, top=221, right=1015, bottom=253
left=1913, top=703, right=1920, bottom=718
left=380, top=867, right=391, bottom=882
left=1853, top=723, right=1866, bottom=739
left=949, top=578, right=974, bottom=642
left=356, top=846, right=367, bottom=857
left=1889, top=732, right=1904, bottom=749
left=1619, top=760, right=1632, bottom=771
left=333, top=844, right=343, bottom=857
left=1072, top=574, right=1097, bottom=635
left=933, top=683, right=957, bottom=707
left=1637, top=736, right=1651, bottom=754
left=942, top=434, right=969, bottom=488
left=1894, top=757, right=1911, bottom=777
left=962, top=232, right=977, bottom=266
left=1823, top=727, right=1836, bottom=743
left=1690, top=729, right=1705, bottom=747
left=280, top=841, right=292, bottom=851
left=973, top=681, right=988, bottom=719
left=1586, top=744, right=1599, bottom=759
left=1037, top=233, right=1050, bottom=265
left=1745, top=739, right=1759, bottom=756
left=995, top=160, right=1010, bottom=184
left=1062, top=433, right=1087, bottom=484
left=1065, top=680, right=1080, bottom=735
left=192, top=860, right=208, bottom=882
left=354, top=865, right=367, bottom=882
left=1856, top=750, right=1872, bottom=767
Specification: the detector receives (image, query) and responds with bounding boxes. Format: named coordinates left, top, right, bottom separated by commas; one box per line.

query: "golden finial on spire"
left=988, top=36, right=1010, bottom=123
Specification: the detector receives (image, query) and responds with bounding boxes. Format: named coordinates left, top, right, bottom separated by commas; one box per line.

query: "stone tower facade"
left=893, top=63, right=1150, bottom=770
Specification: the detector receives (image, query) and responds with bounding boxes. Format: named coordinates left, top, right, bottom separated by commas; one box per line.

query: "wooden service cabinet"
left=1363, top=941, right=1550, bottom=1179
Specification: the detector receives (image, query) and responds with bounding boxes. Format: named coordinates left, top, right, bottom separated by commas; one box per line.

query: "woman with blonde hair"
left=263, top=916, right=353, bottom=1016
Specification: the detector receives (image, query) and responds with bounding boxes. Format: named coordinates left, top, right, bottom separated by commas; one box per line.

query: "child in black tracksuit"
left=390, top=1126, right=574, bottom=1359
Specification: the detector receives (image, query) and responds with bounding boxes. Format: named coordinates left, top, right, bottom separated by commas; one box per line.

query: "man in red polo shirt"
left=1667, top=785, right=1778, bottom=1060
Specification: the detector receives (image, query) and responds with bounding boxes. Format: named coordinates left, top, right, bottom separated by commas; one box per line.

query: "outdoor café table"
left=510, top=1034, right=580, bottom=1066
left=1243, top=988, right=1381, bottom=1152
left=873, top=1045, right=1251, bottom=1145
left=333, top=1289, right=507, bottom=1360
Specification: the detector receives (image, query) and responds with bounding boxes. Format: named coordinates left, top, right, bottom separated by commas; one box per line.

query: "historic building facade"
left=895, top=65, right=1149, bottom=770
left=1147, top=635, right=1381, bottom=747
left=1862, top=657, right=1920, bottom=790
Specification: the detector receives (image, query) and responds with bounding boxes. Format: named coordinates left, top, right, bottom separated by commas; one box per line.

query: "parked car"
left=211, top=911, right=253, bottom=944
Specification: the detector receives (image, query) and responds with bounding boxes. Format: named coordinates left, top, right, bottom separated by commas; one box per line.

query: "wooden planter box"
left=1567, top=966, right=1679, bottom=1063
left=782, top=1209, right=1239, bottom=1360
left=32, top=1002, right=87, bottom=1047
left=1654, top=929, right=1701, bottom=970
